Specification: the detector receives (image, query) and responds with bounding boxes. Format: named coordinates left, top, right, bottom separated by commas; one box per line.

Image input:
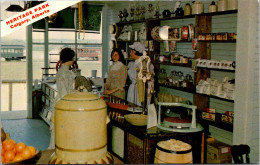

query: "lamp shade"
left=5, top=4, right=24, bottom=12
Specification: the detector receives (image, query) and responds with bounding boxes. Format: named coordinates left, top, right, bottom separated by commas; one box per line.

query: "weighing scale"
left=157, top=102, right=203, bottom=132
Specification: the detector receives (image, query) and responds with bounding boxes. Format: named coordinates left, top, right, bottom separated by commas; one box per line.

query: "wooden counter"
left=37, top=149, right=124, bottom=164
left=107, top=105, right=204, bottom=164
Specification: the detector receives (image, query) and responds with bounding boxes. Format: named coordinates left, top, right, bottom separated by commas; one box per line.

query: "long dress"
left=127, top=59, right=154, bottom=106
left=105, top=61, right=127, bottom=99
left=48, top=65, right=76, bottom=149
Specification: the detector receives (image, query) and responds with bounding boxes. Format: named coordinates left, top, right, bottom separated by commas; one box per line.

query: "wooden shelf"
left=197, top=67, right=235, bottom=72
left=117, top=40, right=192, bottom=43
left=199, top=119, right=233, bottom=132
left=152, top=61, right=192, bottom=68
left=116, top=9, right=237, bottom=134
left=159, top=84, right=195, bottom=93
left=198, top=40, right=236, bottom=43
left=200, top=9, right=237, bottom=16
left=116, top=10, right=237, bottom=25
left=196, top=93, right=234, bottom=103
left=159, top=84, right=234, bottom=102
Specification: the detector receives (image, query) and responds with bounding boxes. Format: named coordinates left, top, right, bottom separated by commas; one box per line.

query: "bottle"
left=209, top=1, right=217, bottom=13
left=184, top=3, right=191, bottom=16
left=169, top=71, right=175, bottom=86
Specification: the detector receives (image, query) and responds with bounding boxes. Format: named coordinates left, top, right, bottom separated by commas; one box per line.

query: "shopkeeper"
left=48, top=48, right=77, bottom=149
left=104, top=48, right=127, bottom=99
left=127, top=42, right=154, bottom=106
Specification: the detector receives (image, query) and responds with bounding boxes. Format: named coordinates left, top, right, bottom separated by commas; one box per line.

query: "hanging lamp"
left=5, top=4, right=24, bottom=12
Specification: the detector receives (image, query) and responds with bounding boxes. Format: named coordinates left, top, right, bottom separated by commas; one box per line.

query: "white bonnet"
left=129, top=42, right=145, bottom=55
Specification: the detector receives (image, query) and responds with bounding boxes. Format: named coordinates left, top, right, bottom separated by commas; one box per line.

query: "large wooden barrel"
left=49, top=91, right=113, bottom=164
left=154, top=139, right=192, bottom=164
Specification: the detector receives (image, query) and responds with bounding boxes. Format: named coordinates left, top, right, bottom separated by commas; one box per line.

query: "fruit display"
left=1, top=139, right=37, bottom=164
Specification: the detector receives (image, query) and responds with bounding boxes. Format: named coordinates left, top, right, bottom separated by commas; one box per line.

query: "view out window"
left=1, top=1, right=27, bottom=111
left=32, top=3, right=103, bottom=79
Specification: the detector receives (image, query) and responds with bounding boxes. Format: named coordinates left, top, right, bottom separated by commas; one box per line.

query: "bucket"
left=154, top=139, right=192, bottom=164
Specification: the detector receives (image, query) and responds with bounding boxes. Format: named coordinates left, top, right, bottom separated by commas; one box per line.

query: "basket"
left=124, top=114, right=147, bottom=126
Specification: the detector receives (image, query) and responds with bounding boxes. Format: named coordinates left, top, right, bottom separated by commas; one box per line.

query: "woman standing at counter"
left=127, top=42, right=154, bottom=106
left=104, top=48, right=127, bottom=99
left=48, top=48, right=77, bottom=149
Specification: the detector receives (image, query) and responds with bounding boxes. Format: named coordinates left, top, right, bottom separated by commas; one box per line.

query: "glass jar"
left=185, top=74, right=193, bottom=89
left=177, top=71, right=183, bottom=87
left=169, top=71, right=175, bottom=86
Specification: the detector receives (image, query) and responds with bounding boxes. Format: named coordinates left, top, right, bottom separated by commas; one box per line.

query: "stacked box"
left=207, top=140, right=232, bottom=164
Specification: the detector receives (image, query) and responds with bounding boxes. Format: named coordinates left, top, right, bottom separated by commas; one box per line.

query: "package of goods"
left=221, top=114, right=233, bottom=124
left=207, top=108, right=216, bottom=113
left=223, top=83, right=235, bottom=100
left=202, top=112, right=216, bottom=121
left=225, top=111, right=234, bottom=117
left=202, top=82, right=211, bottom=95
left=207, top=140, right=232, bottom=164
left=206, top=78, right=219, bottom=86
left=202, top=112, right=221, bottom=122
left=196, top=79, right=205, bottom=93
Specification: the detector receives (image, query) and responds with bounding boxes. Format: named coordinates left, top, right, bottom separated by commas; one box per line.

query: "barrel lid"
left=157, top=139, right=192, bottom=154
left=62, top=91, right=100, bottom=101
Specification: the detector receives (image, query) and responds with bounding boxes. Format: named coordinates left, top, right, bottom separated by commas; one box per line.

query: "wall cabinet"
left=115, top=10, right=237, bottom=134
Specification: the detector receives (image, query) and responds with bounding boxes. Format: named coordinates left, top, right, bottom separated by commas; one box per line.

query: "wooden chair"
left=231, top=144, right=250, bottom=163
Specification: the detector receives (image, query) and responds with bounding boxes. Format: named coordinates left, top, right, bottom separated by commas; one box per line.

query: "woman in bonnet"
left=104, top=48, right=127, bottom=99
left=127, top=42, right=154, bottom=106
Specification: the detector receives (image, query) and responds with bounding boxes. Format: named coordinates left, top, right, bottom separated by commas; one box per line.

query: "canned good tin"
left=222, top=32, right=228, bottom=40
left=216, top=33, right=222, bottom=40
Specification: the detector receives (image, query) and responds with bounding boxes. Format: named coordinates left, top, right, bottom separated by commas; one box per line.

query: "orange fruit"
left=21, top=148, right=32, bottom=159
left=3, top=139, right=16, bottom=145
left=27, top=146, right=36, bottom=155
left=13, top=147, right=17, bottom=154
left=4, top=150, right=15, bottom=161
left=13, top=155, right=23, bottom=162
left=16, top=152, right=22, bottom=158
left=3, top=140, right=15, bottom=151
left=1, top=146, right=5, bottom=156
left=15, top=142, right=26, bottom=153
left=1, top=156, right=5, bottom=163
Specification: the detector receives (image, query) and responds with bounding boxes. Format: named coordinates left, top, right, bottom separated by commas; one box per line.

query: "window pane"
left=49, top=30, right=75, bottom=43
left=1, top=1, right=27, bottom=111
left=77, top=32, right=102, bottom=44
left=77, top=44, right=102, bottom=78
left=33, top=32, right=45, bottom=43
left=33, top=45, right=44, bottom=80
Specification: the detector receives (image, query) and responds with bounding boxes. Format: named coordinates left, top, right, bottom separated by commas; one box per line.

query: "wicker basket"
left=124, top=114, right=147, bottom=126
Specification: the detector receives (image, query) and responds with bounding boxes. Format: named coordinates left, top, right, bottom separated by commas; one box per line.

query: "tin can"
left=222, top=32, right=228, bottom=40
left=206, top=33, right=212, bottom=40
left=216, top=33, right=222, bottom=40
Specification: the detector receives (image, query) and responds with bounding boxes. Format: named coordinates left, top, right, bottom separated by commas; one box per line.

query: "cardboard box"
left=207, top=140, right=232, bottom=164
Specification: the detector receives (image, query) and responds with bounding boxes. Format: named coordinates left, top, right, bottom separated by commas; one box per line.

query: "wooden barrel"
left=154, top=139, right=193, bottom=164
left=49, top=91, right=113, bottom=164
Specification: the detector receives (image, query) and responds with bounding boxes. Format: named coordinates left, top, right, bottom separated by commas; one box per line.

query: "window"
left=32, top=3, right=103, bottom=79
left=1, top=1, right=27, bottom=112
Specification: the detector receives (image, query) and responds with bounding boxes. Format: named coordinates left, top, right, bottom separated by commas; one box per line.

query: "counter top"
left=109, top=117, right=203, bottom=140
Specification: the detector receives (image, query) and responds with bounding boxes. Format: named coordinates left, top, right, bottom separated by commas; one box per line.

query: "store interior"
left=1, top=0, right=259, bottom=164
